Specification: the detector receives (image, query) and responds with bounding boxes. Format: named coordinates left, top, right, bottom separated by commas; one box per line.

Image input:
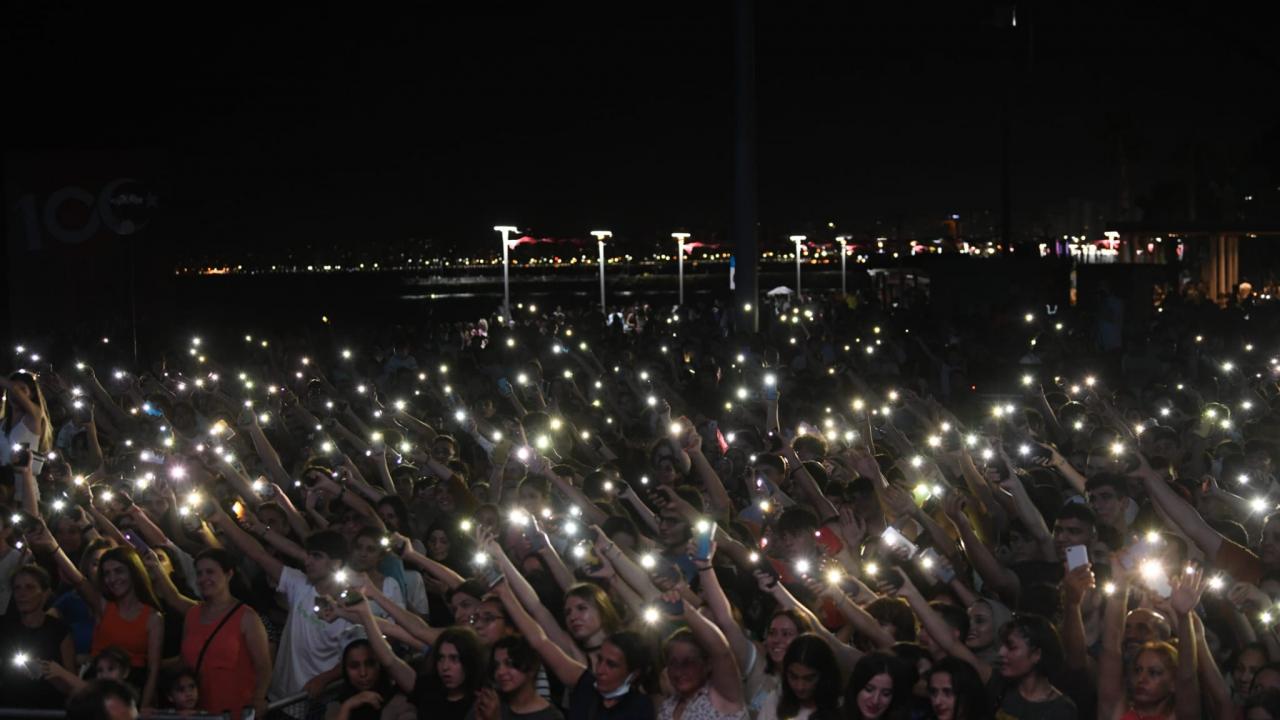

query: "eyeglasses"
left=469, top=613, right=501, bottom=626
left=658, top=516, right=685, bottom=527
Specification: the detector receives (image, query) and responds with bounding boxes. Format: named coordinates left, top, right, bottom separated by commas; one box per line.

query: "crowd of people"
left=0, top=283, right=1277, bottom=720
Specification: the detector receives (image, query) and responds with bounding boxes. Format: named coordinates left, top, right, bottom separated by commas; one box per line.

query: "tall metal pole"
left=591, top=230, right=612, bottom=314
left=836, top=236, right=849, bottom=295
left=790, top=235, right=806, bottom=298
left=494, top=226, right=518, bottom=324
left=673, top=232, right=690, bottom=305
left=731, top=0, right=758, bottom=332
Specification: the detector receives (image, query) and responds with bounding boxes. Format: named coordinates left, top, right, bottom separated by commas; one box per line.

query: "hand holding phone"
left=1065, top=544, right=1089, bottom=571
left=694, top=519, right=717, bottom=561
left=880, top=526, right=919, bottom=559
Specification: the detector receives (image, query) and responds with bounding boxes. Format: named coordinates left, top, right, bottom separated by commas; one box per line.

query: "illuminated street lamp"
left=494, top=225, right=519, bottom=324
left=835, top=235, right=850, bottom=295
left=672, top=232, right=691, bottom=305
left=591, top=230, right=613, bottom=313
left=789, top=235, right=806, bottom=297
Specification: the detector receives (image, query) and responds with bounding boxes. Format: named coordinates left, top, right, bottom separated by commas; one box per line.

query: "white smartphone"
left=880, top=526, right=919, bottom=558
left=1065, top=544, right=1089, bottom=571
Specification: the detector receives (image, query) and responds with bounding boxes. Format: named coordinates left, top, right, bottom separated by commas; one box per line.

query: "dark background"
left=6, top=2, right=1280, bottom=254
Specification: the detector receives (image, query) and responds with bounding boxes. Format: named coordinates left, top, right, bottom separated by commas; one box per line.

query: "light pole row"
left=493, top=227, right=851, bottom=318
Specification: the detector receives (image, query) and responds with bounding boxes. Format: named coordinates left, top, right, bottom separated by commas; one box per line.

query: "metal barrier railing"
left=0, top=683, right=339, bottom=719
left=0, top=711, right=238, bottom=720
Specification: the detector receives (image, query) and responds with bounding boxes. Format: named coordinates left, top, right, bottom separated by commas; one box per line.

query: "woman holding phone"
left=31, top=530, right=165, bottom=709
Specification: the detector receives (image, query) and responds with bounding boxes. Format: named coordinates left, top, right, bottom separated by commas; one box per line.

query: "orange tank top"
left=181, top=603, right=257, bottom=715
left=91, top=601, right=155, bottom=668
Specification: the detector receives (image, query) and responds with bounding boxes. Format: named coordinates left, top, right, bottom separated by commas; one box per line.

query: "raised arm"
left=781, top=443, right=839, bottom=523
left=483, top=530, right=585, bottom=661
left=27, top=522, right=103, bottom=613
left=942, top=493, right=1020, bottom=605
left=314, top=474, right=386, bottom=533
left=397, top=537, right=465, bottom=591
left=1138, top=463, right=1226, bottom=561
left=673, top=589, right=744, bottom=707
left=1097, top=556, right=1130, bottom=720
left=346, top=598, right=417, bottom=693
left=206, top=504, right=286, bottom=587
left=1060, top=564, right=1098, bottom=677
left=763, top=572, right=860, bottom=675
left=896, top=575, right=991, bottom=683
left=595, top=527, right=662, bottom=604
left=693, top=545, right=756, bottom=672
left=359, top=573, right=443, bottom=647
left=543, top=462, right=609, bottom=526
left=1170, top=569, right=1204, bottom=720
left=1193, top=612, right=1236, bottom=720
left=493, top=581, right=587, bottom=687
left=239, top=412, right=292, bottom=487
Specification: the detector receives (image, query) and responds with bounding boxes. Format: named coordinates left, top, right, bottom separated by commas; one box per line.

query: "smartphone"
left=878, top=567, right=907, bottom=593
left=481, top=562, right=504, bottom=588
left=497, top=378, right=514, bottom=397
left=1065, top=544, right=1089, bottom=571
left=694, top=520, right=717, bottom=561
left=920, top=547, right=955, bottom=583
left=524, top=528, right=548, bottom=552
left=880, top=526, right=919, bottom=558
left=11, top=443, right=32, bottom=468
left=10, top=510, right=39, bottom=535
left=109, top=489, right=136, bottom=512
left=123, top=530, right=151, bottom=554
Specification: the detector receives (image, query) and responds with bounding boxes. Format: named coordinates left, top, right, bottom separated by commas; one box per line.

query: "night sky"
left=6, top=2, right=1278, bottom=255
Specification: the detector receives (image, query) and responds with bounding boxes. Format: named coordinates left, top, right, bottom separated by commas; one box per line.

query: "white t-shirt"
left=402, top=569, right=431, bottom=616
left=268, top=567, right=366, bottom=700
left=371, top=575, right=406, bottom=619
left=757, top=690, right=813, bottom=720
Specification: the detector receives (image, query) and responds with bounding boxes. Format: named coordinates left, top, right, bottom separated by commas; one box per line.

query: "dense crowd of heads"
left=1, top=284, right=1279, bottom=720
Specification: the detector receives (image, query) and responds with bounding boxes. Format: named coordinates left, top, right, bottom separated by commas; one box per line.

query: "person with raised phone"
left=205, top=498, right=365, bottom=705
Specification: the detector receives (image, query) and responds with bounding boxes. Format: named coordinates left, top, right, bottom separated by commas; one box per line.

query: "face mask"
left=598, top=672, right=637, bottom=700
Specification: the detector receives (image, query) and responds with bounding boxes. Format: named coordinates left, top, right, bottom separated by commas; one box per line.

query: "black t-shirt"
left=567, top=670, right=654, bottom=720
left=0, top=613, right=71, bottom=709
left=411, top=673, right=475, bottom=720
left=987, top=676, right=1078, bottom=720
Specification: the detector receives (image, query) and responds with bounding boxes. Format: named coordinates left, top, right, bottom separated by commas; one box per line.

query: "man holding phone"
left=1052, top=504, right=1098, bottom=566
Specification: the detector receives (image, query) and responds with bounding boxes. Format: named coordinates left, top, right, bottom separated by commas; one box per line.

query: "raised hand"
left=475, top=687, right=500, bottom=720
left=941, top=492, right=969, bottom=526
left=753, top=568, right=779, bottom=592
left=834, top=506, right=868, bottom=550
left=1170, top=566, right=1206, bottom=616
left=880, top=483, right=919, bottom=519
left=1062, top=564, right=1096, bottom=607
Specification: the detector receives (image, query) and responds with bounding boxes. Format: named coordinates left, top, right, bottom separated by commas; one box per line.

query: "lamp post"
left=789, top=235, right=806, bottom=297
left=672, top=232, right=691, bottom=305
left=835, top=235, right=850, bottom=296
left=591, top=230, right=612, bottom=314
left=494, top=226, right=519, bottom=324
